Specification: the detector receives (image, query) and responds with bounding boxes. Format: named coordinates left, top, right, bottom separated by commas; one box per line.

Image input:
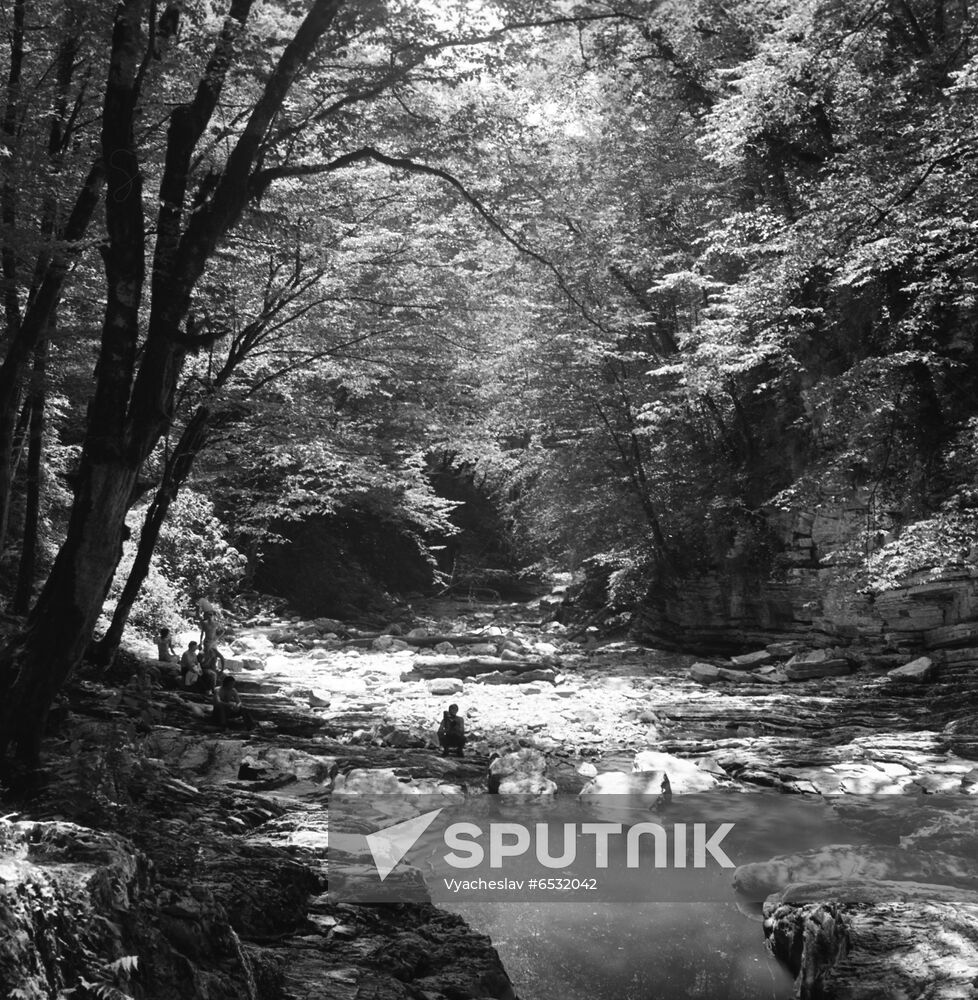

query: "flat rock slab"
left=783, top=660, right=851, bottom=680
left=926, top=622, right=978, bottom=649
left=887, top=655, right=935, bottom=682
left=730, top=650, right=775, bottom=669
left=734, top=844, right=978, bottom=900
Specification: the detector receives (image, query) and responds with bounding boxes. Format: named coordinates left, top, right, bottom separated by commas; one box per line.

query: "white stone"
left=428, top=678, right=464, bottom=695
left=632, top=750, right=721, bottom=792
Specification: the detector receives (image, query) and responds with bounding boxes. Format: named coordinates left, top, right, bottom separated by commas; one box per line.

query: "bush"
left=154, top=490, right=248, bottom=604
left=100, top=490, right=247, bottom=637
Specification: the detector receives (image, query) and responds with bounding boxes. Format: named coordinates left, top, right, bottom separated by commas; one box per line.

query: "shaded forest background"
left=2, top=0, right=978, bottom=762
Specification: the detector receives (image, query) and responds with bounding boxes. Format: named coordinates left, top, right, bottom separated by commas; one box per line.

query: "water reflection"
left=447, top=900, right=794, bottom=1000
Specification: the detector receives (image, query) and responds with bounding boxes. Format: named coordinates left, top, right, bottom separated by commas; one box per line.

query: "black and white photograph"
left=1, top=2, right=978, bottom=998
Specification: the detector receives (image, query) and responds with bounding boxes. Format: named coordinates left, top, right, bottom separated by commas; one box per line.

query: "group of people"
left=157, top=606, right=467, bottom=746
left=155, top=607, right=254, bottom=730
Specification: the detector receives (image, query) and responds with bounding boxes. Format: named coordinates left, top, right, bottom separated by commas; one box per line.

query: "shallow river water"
left=447, top=900, right=794, bottom=1000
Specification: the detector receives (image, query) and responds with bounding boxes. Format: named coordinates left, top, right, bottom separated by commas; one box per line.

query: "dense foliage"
left=456, top=0, right=978, bottom=597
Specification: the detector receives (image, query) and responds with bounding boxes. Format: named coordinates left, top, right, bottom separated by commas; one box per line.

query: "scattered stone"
left=379, top=727, right=425, bottom=748
left=765, top=642, right=806, bottom=657
left=887, top=656, right=936, bottom=682
left=533, top=641, right=560, bottom=656
left=428, top=677, right=465, bottom=696
left=474, top=671, right=520, bottom=685
left=690, top=662, right=720, bottom=684
left=307, top=688, right=331, bottom=708
left=783, top=651, right=852, bottom=680
left=715, top=666, right=787, bottom=684
left=730, top=650, right=775, bottom=669
left=513, top=668, right=557, bottom=684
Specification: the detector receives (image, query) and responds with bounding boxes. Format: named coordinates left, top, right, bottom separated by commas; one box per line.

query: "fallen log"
left=342, top=633, right=503, bottom=650
left=403, top=656, right=553, bottom=680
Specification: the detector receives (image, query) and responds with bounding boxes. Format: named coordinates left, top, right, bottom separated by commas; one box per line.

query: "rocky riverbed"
left=3, top=595, right=978, bottom=999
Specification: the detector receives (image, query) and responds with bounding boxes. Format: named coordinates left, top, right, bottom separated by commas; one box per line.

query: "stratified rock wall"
left=634, top=500, right=978, bottom=655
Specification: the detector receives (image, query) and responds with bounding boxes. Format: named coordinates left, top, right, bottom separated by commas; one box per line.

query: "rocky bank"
left=2, top=593, right=978, bottom=999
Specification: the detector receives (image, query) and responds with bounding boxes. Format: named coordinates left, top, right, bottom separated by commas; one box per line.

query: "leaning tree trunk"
left=12, top=339, right=47, bottom=614
left=0, top=458, right=142, bottom=764
left=92, top=405, right=211, bottom=666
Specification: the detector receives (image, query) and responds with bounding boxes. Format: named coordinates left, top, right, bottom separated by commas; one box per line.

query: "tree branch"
left=251, top=146, right=608, bottom=331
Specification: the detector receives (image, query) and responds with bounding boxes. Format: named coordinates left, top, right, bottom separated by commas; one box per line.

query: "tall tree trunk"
left=12, top=339, right=47, bottom=614
left=0, top=0, right=26, bottom=553
left=0, top=5, right=90, bottom=556
left=0, top=0, right=342, bottom=769
left=93, top=406, right=211, bottom=666
left=0, top=458, right=141, bottom=764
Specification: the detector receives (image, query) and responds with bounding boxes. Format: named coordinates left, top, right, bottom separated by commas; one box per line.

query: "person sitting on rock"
left=437, top=703, right=466, bottom=757
left=201, top=642, right=225, bottom=680
left=180, top=641, right=215, bottom=694
left=156, top=627, right=177, bottom=663
left=212, top=675, right=256, bottom=730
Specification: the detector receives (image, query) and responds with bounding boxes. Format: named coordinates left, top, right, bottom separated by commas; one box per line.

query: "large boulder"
left=764, top=881, right=978, bottom=1000
left=579, top=770, right=671, bottom=798
left=142, top=730, right=247, bottom=782
left=488, top=750, right=556, bottom=796
left=237, top=746, right=338, bottom=786
left=632, top=750, right=721, bottom=792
